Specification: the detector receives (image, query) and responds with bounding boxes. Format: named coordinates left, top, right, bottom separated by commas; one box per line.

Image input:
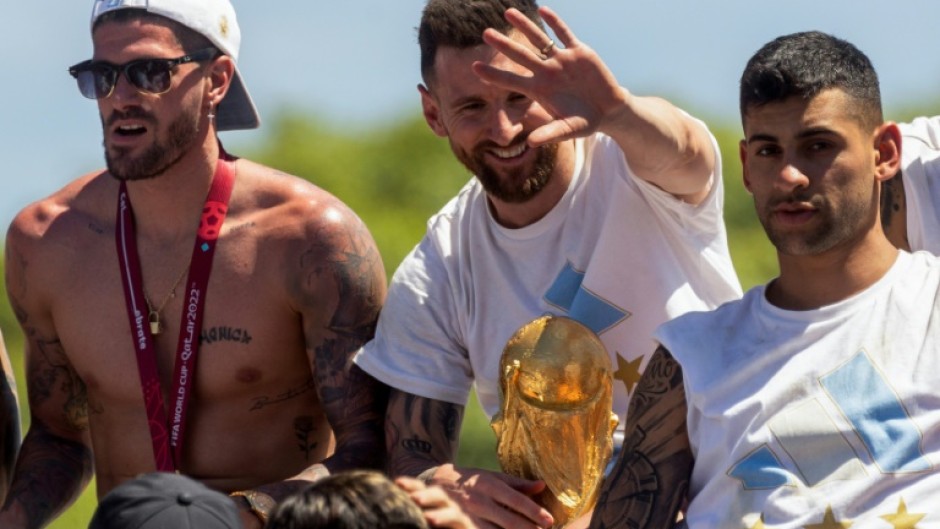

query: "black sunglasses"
left=68, top=48, right=219, bottom=100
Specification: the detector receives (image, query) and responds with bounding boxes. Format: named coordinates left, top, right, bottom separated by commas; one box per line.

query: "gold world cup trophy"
left=491, top=315, right=619, bottom=528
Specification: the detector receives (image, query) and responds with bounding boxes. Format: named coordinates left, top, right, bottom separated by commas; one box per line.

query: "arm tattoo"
left=299, top=214, right=387, bottom=473
left=300, top=219, right=384, bottom=343
left=313, top=360, right=387, bottom=473
left=2, top=419, right=92, bottom=529
left=589, top=347, right=692, bottom=529
left=386, top=390, right=464, bottom=477
left=28, top=337, right=89, bottom=431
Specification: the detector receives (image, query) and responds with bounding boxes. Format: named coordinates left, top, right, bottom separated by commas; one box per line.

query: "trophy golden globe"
left=491, top=315, right=618, bottom=528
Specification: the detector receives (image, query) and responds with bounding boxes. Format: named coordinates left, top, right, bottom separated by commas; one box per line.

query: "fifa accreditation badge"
left=491, top=315, right=618, bottom=528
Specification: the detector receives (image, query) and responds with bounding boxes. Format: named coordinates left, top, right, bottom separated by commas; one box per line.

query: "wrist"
left=230, top=490, right=275, bottom=525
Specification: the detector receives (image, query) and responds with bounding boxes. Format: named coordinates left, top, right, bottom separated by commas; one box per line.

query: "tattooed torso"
left=2, top=157, right=387, bottom=525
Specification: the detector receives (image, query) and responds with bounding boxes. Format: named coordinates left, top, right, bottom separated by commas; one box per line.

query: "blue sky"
left=2, top=1, right=939, bottom=232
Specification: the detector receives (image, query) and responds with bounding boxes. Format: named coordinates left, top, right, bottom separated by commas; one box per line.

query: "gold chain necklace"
left=145, top=265, right=190, bottom=336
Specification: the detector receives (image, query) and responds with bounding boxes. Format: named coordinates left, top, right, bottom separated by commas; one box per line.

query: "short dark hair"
left=265, top=471, right=429, bottom=529
left=739, top=31, right=882, bottom=129
left=418, top=0, right=543, bottom=86
left=93, top=9, right=217, bottom=55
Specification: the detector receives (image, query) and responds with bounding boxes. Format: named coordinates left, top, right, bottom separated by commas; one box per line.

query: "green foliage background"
left=0, top=102, right=927, bottom=527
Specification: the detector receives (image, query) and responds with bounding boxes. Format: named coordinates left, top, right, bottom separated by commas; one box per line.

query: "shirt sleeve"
left=353, top=234, right=474, bottom=406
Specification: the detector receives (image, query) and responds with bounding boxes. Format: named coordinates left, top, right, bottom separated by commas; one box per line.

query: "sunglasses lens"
left=73, top=68, right=113, bottom=99
left=127, top=60, right=172, bottom=94
left=74, top=71, right=96, bottom=99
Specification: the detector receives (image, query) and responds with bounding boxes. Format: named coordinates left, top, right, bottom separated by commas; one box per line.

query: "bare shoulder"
left=230, top=158, right=386, bottom=336
left=230, top=158, right=371, bottom=241
left=8, top=171, right=109, bottom=245
left=6, top=171, right=113, bottom=309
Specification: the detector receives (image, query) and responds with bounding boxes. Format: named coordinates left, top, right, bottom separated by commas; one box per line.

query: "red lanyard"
left=115, top=157, right=234, bottom=471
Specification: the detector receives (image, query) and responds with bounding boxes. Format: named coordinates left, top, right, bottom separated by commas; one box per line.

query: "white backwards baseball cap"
left=91, top=0, right=260, bottom=131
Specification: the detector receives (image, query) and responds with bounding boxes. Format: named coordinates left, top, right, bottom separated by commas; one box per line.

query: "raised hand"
left=472, top=6, right=627, bottom=148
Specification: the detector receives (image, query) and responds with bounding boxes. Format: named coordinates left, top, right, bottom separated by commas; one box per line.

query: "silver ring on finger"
left=540, top=39, right=556, bottom=59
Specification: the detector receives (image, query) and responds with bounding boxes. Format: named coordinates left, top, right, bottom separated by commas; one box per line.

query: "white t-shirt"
left=657, top=251, right=940, bottom=528
left=900, top=116, right=940, bottom=253
left=355, top=131, right=742, bottom=428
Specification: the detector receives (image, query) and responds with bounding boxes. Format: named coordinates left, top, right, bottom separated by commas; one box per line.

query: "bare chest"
left=47, top=229, right=309, bottom=409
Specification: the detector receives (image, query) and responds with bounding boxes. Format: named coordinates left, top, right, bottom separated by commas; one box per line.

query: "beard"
left=103, top=101, right=201, bottom=181
left=452, top=135, right=559, bottom=203
left=757, top=188, right=876, bottom=256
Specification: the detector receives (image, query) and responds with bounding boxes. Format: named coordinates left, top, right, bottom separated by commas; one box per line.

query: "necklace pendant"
left=149, top=311, right=161, bottom=336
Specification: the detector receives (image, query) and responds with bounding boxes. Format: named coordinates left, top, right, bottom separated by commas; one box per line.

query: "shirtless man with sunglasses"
left=0, top=1, right=387, bottom=527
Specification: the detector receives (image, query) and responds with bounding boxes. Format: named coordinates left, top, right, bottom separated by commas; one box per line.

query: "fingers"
left=463, top=473, right=554, bottom=528
left=406, top=482, right=478, bottom=529
left=420, top=468, right=554, bottom=529
left=537, top=7, right=578, bottom=50
left=528, top=118, right=587, bottom=147
left=502, top=7, right=580, bottom=57
left=502, top=8, right=557, bottom=58
left=480, top=28, right=543, bottom=74
left=395, top=476, right=426, bottom=493
left=471, top=6, right=577, bottom=100
left=494, top=472, right=546, bottom=495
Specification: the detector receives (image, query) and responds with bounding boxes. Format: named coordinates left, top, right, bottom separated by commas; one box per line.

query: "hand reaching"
left=404, top=464, right=553, bottom=529
left=472, top=6, right=628, bottom=148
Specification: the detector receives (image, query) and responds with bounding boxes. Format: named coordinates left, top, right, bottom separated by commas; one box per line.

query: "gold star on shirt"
left=614, top=353, right=643, bottom=394
left=804, top=506, right=852, bottom=529
left=748, top=514, right=766, bottom=529
left=880, top=498, right=925, bottom=529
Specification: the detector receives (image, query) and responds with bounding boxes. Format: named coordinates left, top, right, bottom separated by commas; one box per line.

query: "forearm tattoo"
left=589, top=347, right=692, bottom=529
left=2, top=419, right=92, bottom=529
left=386, top=391, right=463, bottom=477
left=312, top=359, right=387, bottom=472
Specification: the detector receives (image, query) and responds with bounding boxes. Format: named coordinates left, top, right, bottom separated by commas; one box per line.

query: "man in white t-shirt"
left=880, top=115, right=940, bottom=253
left=352, top=1, right=741, bottom=528
left=585, top=31, right=940, bottom=529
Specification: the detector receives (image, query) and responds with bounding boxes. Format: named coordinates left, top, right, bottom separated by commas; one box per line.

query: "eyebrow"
left=746, top=126, right=837, bottom=144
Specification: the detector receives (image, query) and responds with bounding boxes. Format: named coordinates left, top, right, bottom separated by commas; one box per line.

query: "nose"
left=108, top=69, right=141, bottom=104
left=488, top=106, right=523, bottom=146
left=774, top=162, right=810, bottom=193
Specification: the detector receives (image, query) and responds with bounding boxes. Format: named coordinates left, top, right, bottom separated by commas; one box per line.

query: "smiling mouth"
left=491, top=143, right=527, bottom=159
